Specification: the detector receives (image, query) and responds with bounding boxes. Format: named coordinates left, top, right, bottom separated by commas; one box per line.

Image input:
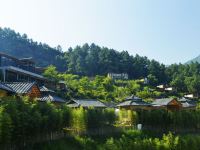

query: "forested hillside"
left=64, top=43, right=166, bottom=81
left=1, top=27, right=200, bottom=91
left=0, top=28, right=67, bottom=71
left=0, top=28, right=166, bottom=81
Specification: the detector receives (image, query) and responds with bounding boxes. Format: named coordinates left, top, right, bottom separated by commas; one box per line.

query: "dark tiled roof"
left=67, top=99, right=106, bottom=108
left=152, top=98, right=176, bottom=106
left=4, top=82, right=36, bottom=94
left=37, top=94, right=66, bottom=103
left=39, top=86, right=55, bottom=93
left=0, top=83, right=15, bottom=93
left=117, top=100, right=150, bottom=107
left=117, top=95, right=150, bottom=107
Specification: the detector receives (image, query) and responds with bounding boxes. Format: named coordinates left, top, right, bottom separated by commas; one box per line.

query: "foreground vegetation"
left=1, top=97, right=200, bottom=149
left=34, top=131, right=200, bottom=150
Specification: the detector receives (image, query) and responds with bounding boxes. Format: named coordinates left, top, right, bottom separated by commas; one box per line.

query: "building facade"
left=0, top=52, right=52, bottom=87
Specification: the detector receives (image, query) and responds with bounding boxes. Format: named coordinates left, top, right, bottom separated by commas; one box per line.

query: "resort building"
left=117, top=95, right=151, bottom=110
left=151, top=98, right=182, bottom=111
left=0, top=52, right=49, bottom=87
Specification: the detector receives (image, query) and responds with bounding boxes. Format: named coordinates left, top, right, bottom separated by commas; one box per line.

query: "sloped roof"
left=67, top=99, right=106, bottom=108
left=39, top=86, right=55, bottom=93
left=37, top=94, right=66, bottom=103
left=178, top=97, right=197, bottom=108
left=152, top=98, right=176, bottom=106
left=104, top=101, right=117, bottom=108
left=117, top=95, right=150, bottom=107
left=4, top=82, right=36, bottom=94
left=125, top=95, right=142, bottom=101
left=117, top=100, right=150, bottom=107
left=0, top=83, right=15, bottom=93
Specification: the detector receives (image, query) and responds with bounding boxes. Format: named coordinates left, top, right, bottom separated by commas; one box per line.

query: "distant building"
left=184, top=94, right=194, bottom=98
left=156, top=84, right=174, bottom=92
left=107, top=73, right=128, bottom=80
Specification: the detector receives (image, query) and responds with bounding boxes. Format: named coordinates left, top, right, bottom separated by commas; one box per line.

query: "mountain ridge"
left=186, top=55, right=200, bottom=64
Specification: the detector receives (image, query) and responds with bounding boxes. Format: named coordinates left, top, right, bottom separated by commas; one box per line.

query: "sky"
left=0, top=0, right=200, bottom=64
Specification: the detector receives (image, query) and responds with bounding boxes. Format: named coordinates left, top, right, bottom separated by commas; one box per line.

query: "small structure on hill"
left=66, top=99, right=106, bottom=108
left=117, top=95, right=151, bottom=110
left=156, top=84, right=174, bottom=92
left=152, top=98, right=182, bottom=111
left=184, top=94, right=194, bottom=99
left=107, top=73, right=128, bottom=80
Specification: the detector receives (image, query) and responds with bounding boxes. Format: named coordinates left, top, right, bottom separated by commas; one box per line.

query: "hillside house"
left=0, top=52, right=52, bottom=87
left=4, top=82, right=41, bottom=98
left=152, top=98, right=182, bottom=111
left=117, top=95, right=151, bottom=110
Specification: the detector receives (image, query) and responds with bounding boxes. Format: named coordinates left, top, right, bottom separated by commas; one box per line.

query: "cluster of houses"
left=116, top=95, right=197, bottom=111
left=0, top=52, right=198, bottom=111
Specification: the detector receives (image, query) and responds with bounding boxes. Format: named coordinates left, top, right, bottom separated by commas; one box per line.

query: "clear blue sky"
left=0, top=0, right=200, bottom=64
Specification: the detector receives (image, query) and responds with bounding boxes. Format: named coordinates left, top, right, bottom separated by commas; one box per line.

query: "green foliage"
left=35, top=132, right=200, bottom=150
left=2, top=28, right=200, bottom=97
left=0, top=107, right=12, bottom=145
left=137, top=110, right=200, bottom=131
left=118, top=109, right=137, bottom=126
left=43, top=65, right=59, bottom=81
left=70, top=107, right=87, bottom=133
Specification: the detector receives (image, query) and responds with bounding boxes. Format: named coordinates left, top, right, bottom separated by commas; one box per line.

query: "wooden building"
left=0, top=52, right=54, bottom=88
left=117, top=95, right=151, bottom=110
left=66, top=99, right=106, bottom=108
left=4, top=82, right=41, bottom=99
left=151, top=98, right=182, bottom=111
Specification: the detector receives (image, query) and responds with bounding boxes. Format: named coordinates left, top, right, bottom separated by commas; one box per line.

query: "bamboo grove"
left=1, top=96, right=200, bottom=149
